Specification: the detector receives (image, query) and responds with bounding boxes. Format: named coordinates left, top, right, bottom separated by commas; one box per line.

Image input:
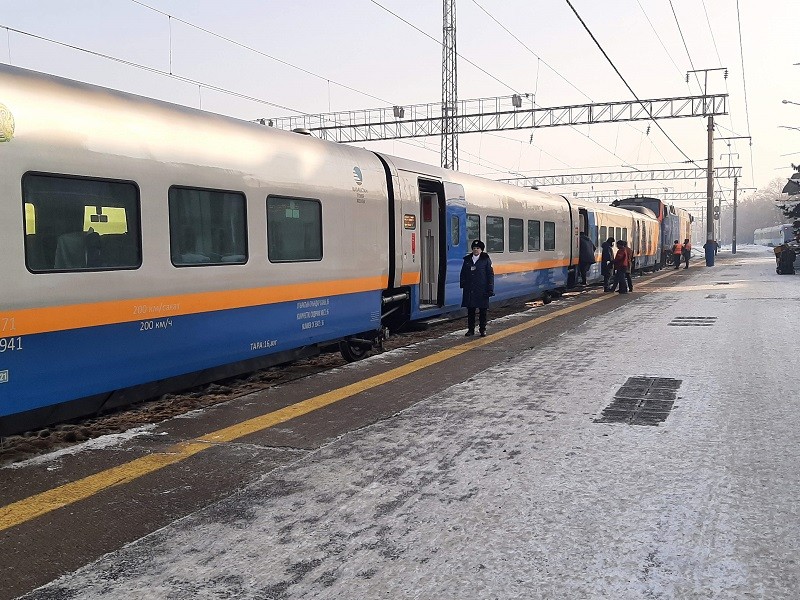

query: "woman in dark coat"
left=460, top=239, right=494, bottom=337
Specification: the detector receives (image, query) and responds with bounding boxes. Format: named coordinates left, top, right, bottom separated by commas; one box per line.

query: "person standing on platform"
left=621, top=240, right=634, bottom=291
left=611, top=240, right=629, bottom=293
left=600, top=236, right=615, bottom=291
left=671, top=240, right=683, bottom=269
left=578, top=231, right=596, bottom=285
left=682, top=239, right=692, bottom=269
left=460, top=239, right=494, bottom=337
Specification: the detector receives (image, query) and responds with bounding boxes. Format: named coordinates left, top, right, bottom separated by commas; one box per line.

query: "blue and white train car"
left=571, top=199, right=660, bottom=284
left=754, top=224, right=794, bottom=247
left=0, top=65, right=583, bottom=435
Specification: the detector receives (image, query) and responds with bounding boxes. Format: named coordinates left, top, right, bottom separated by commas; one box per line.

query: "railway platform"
left=1, top=245, right=799, bottom=599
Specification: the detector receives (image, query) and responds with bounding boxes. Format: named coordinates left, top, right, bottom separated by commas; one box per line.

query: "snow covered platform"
left=5, top=246, right=800, bottom=599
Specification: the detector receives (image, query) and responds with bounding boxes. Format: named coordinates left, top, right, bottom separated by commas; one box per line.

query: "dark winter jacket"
left=601, top=241, right=615, bottom=264
left=460, top=252, right=494, bottom=309
left=579, top=234, right=596, bottom=264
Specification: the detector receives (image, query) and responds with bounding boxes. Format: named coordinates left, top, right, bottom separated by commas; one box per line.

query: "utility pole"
left=442, top=0, right=457, bottom=170
left=706, top=114, right=715, bottom=265
left=732, top=176, right=738, bottom=253
left=688, top=68, right=727, bottom=266
left=715, top=135, right=752, bottom=254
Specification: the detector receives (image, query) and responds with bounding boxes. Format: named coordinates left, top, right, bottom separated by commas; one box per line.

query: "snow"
left=22, top=246, right=800, bottom=599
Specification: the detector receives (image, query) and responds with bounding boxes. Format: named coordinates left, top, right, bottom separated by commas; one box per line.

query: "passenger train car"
left=753, top=224, right=795, bottom=247
left=572, top=199, right=660, bottom=283
left=0, top=65, right=604, bottom=435
left=611, top=196, right=693, bottom=267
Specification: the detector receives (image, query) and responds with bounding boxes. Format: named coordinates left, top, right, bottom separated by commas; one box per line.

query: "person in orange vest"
left=671, top=240, right=683, bottom=269
left=681, top=238, right=692, bottom=269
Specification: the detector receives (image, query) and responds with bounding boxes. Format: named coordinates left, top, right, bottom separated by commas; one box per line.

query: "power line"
left=368, top=0, right=517, bottom=94
left=735, top=0, right=756, bottom=188
left=668, top=0, right=701, bottom=92
left=369, top=0, right=651, bottom=170
left=562, top=1, right=702, bottom=169
left=469, top=0, right=670, bottom=167
left=129, top=0, right=394, bottom=106
left=468, top=0, right=590, bottom=102
left=635, top=0, right=689, bottom=90
left=1, top=25, right=305, bottom=114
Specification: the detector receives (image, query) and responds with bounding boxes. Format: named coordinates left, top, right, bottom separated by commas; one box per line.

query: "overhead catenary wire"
left=129, top=0, right=395, bottom=106
left=0, top=25, right=305, bottom=115
left=563, top=0, right=703, bottom=171
left=370, top=0, right=652, bottom=170
left=469, top=0, right=669, bottom=168
left=735, top=0, right=756, bottom=189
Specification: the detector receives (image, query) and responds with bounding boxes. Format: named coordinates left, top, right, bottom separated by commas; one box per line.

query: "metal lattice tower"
left=442, top=0, right=457, bottom=170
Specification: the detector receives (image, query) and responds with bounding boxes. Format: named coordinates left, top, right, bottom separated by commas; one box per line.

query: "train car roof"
left=0, top=64, right=388, bottom=177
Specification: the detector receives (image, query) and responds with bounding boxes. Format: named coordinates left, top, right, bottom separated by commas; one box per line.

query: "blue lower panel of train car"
left=409, top=266, right=569, bottom=321
left=0, top=291, right=381, bottom=419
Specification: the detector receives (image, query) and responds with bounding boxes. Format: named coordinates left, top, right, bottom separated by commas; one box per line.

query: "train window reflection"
left=528, top=220, right=541, bottom=251
left=486, top=216, right=504, bottom=253
left=267, top=196, right=322, bottom=262
left=544, top=221, right=556, bottom=251
left=22, top=173, right=141, bottom=272
left=169, top=187, right=248, bottom=267
left=450, top=215, right=460, bottom=246
left=466, top=213, right=480, bottom=242
left=509, top=218, right=524, bottom=252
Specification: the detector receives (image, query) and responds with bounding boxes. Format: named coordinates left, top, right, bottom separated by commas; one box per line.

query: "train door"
left=418, top=179, right=446, bottom=308
left=443, top=182, right=467, bottom=307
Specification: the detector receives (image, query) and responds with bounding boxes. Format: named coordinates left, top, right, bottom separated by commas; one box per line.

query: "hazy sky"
left=1, top=0, right=797, bottom=209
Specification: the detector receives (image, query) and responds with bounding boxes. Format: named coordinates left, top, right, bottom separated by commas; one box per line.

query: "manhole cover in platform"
left=668, top=316, right=717, bottom=326
left=595, top=377, right=681, bottom=426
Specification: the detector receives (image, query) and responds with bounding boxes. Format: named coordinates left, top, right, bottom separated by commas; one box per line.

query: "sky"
left=1, top=0, right=798, bottom=212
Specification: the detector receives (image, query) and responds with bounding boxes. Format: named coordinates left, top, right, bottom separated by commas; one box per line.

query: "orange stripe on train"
left=6, top=275, right=388, bottom=337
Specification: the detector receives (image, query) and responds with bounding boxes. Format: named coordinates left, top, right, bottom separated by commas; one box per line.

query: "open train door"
left=416, top=179, right=466, bottom=309
left=418, top=179, right=446, bottom=309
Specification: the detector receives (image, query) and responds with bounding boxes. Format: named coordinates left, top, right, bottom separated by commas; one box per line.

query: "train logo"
left=0, top=103, right=14, bottom=142
left=353, top=166, right=363, bottom=186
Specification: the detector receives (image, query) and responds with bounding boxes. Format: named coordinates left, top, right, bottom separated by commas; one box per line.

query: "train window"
left=615, top=227, right=622, bottom=242
left=600, top=226, right=607, bottom=242
left=267, top=196, right=322, bottom=262
left=22, top=173, right=141, bottom=272
left=622, top=228, right=628, bottom=242
left=486, top=216, right=504, bottom=253
left=169, top=187, right=248, bottom=267
left=528, top=220, right=541, bottom=251
left=450, top=215, right=460, bottom=246
left=544, top=221, right=556, bottom=251
left=509, top=218, right=524, bottom=252
left=466, top=213, right=480, bottom=242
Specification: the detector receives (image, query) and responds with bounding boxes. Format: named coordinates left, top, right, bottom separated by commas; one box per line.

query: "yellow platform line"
left=0, top=288, right=629, bottom=533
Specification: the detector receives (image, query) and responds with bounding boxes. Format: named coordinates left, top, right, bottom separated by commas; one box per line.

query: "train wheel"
left=339, top=339, right=371, bottom=362
left=541, top=291, right=552, bottom=304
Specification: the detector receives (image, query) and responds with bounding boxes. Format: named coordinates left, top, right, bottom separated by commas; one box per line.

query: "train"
left=611, top=196, right=693, bottom=267
left=0, top=65, right=671, bottom=436
left=753, top=224, right=795, bottom=247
